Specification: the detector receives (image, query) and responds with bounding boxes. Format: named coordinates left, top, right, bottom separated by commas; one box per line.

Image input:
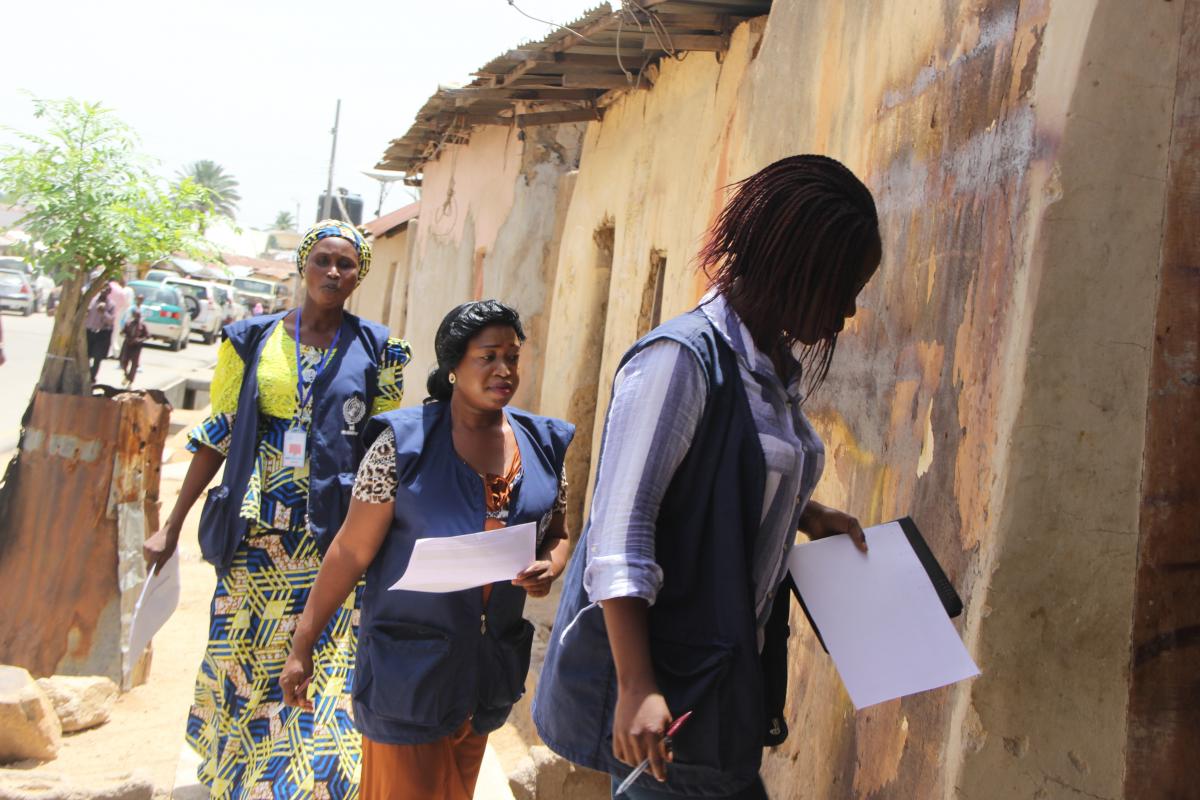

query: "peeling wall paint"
left=363, top=0, right=1194, bottom=796
left=391, top=123, right=585, bottom=411
left=532, top=1, right=1188, bottom=798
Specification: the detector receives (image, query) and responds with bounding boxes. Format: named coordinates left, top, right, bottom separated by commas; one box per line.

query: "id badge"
left=282, top=429, right=307, bottom=468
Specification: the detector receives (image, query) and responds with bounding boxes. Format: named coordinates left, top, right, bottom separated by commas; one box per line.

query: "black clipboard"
left=791, top=516, right=963, bottom=653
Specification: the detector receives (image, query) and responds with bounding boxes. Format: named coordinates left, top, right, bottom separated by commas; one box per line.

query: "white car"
left=164, top=277, right=228, bottom=344
left=212, top=283, right=248, bottom=324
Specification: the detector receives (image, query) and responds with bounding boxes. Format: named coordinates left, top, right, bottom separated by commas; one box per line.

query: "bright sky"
left=2, top=0, right=600, bottom=233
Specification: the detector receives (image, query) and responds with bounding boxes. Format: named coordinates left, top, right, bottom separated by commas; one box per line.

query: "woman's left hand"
left=800, top=501, right=868, bottom=553
left=513, top=559, right=559, bottom=598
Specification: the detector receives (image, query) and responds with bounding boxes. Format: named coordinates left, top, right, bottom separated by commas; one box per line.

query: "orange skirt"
left=360, top=719, right=489, bottom=800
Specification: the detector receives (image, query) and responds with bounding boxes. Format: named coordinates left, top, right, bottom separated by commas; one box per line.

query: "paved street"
left=0, top=311, right=220, bottom=454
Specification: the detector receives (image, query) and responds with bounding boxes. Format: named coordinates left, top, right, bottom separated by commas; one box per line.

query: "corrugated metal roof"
left=362, top=202, right=420, bottom=238
left=377, top=0, right=772, bottom=180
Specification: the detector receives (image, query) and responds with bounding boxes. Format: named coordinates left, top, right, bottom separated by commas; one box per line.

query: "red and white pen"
left=613, top=710, right=694, bottom=796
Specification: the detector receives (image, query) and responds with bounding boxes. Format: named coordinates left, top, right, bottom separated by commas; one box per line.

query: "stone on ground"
left=0, top=665, right=61, bottom=764
left=34, top=677, right=118, bottom=733
left=0, top=770, right=154, bottom=800
left=508, top=746, right=609, bottom=800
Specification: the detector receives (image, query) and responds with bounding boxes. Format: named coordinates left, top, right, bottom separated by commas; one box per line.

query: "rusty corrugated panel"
left=1124, top=0, right=1200, bottom=794
left=0, top=390, right=169, bottom=686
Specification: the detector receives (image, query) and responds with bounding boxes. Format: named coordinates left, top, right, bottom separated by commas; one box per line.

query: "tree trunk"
left=37, top=271, right=92, bottom=396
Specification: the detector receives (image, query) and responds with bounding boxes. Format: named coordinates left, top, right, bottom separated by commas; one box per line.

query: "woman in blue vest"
left=143, top=220, right=412, bottom=800
left=533, top=155, right=883, bottom=799
left=280, top=300, right=574, bottom=800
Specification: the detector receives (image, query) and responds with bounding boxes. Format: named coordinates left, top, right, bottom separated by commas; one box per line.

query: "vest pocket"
left=478, top=619, right=535, bottom=711
left=651, top=638, right=737, bottom=770
left=356, top=622, right=461, bottom=727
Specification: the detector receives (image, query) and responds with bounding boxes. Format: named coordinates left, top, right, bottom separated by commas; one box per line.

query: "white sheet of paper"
left=388, top=521, right=536, bottom=593
left=126, top=551, right=181, bottom=665
left=787, top=520, right=980, bottom=709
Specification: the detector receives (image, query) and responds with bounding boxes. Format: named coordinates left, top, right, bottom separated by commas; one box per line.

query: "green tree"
left=179, top=159, right=240, bottom=232
left=0, top=97, right=211, bottom=395
left=271, top=210, right=296, bottom=231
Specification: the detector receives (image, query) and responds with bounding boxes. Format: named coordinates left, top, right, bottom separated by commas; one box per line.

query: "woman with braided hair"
left=534, top=155, right=883, bottom=798
left=144, top=220, right=412, bottom=799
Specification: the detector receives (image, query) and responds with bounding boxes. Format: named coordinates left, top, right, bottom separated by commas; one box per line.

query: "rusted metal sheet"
left=0, top=390, right=169, bottom=687
left=1124, top=0, right=1200, bottom=794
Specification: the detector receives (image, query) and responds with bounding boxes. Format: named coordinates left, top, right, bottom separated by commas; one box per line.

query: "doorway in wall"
left=563, top=220, right=615, bottom=541
left=637, top=249, right=667, bottom=338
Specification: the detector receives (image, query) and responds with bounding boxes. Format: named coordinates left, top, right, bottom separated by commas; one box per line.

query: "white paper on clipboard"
left=787, top=521, right=979, bottom=709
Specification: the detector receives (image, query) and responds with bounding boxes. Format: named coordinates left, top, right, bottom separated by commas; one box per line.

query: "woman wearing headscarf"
left=144, top=220, right=413, bottom=800
left=280, top=300, right=574, bottom=800
left=534, top=155, right=882, bottom=798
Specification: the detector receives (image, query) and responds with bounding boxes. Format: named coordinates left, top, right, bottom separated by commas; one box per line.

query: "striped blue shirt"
left=583, top=292, right=825, bottom=646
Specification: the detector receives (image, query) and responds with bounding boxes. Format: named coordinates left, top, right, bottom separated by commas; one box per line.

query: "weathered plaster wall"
left=1123, top=1, right=1200, bottom=796
left=348, top=225, right=411, bottom=330
left=400, top=123, right=584, bottom=409
left=535, top=1, right=1187, bottom=798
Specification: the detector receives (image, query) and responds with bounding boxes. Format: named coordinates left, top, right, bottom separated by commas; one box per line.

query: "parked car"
left=163, top=277, right=227, bottom=344
left=32, top=274, right=55, bottom=313
left=0, top=257, right=29, bottom=275
left=0, top=270, right=35, bottom=315
left=212, top=283, right=247, bottom=325
left=142, top=269, right=175, bottom=283
left=129, top=280, right=191, bottom=351
left=272, top=282, right=292, bottom=312
left=232, top=277, right=277, bottom=315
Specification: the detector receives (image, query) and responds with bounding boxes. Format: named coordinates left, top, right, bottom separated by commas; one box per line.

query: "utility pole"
left=321, top=99, right=341, bottom=220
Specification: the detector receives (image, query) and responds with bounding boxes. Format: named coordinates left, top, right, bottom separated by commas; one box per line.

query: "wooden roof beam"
left=516, top=108, right=603, bottom=127
left=643, top=33, right=726, bottom=52
left=561, top=73, right=640, bottom=90
left=450, top=87, right=602, bottom=103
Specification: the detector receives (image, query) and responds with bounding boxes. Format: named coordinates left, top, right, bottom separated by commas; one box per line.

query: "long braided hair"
left=699, top=154, right=880, bottom=394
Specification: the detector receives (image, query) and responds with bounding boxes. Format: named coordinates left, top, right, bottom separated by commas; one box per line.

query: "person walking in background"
left=108, top=277, right=132, bottom=358
left=85, top=284, right=116, bottom=381
left=534, top=155, right=883, bottom=799
left=118, top=307, right=149, bottom=386
left=143, top=220, right=413, bottom=800
left=281, top=300, right=574, bottom=800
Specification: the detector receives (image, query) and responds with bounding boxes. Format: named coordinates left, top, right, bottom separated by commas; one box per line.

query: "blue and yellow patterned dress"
left=184, top=321, right=411, bottom=800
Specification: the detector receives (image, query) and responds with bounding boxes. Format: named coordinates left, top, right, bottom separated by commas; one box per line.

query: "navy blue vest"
left=533, top=309, right=769, bottom=796
left=197, top=311, right=391, bottom=573
left=353, top=403, right=574, bottom=745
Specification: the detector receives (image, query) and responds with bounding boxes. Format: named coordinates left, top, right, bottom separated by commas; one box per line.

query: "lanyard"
left=293, top=308, right=341, bottom=423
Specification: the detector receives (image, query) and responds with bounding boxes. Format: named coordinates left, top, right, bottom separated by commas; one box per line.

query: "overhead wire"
left=504, top=0, right=600, bottom=43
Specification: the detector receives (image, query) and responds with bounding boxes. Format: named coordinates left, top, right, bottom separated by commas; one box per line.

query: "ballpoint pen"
left=613, top=710, right=694, bottom=796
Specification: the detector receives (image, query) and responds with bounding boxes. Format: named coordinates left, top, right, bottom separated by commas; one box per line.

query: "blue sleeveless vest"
left=196, top=310, right=391, bottom=573
left=353, top=402, right=574, bottom=745
left=533, top=309, right=769, bottom=796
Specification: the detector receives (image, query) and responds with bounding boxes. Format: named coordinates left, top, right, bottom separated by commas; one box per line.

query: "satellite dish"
left=362, top=168, right=418, bottom=218
left=361, top=169, right=408, bottom=184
